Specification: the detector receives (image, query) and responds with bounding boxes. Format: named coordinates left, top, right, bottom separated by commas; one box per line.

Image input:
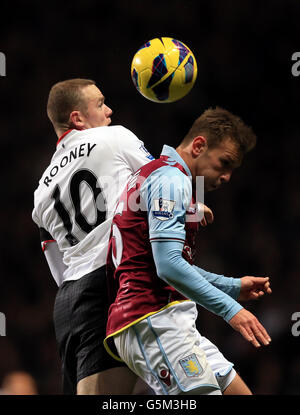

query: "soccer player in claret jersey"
left=105, top=107, right=272, bottom=395
left=32, top=78, right=157, bottom=394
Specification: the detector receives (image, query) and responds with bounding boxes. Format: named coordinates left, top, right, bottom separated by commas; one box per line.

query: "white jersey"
left=32, top=125, right=153, bottom=286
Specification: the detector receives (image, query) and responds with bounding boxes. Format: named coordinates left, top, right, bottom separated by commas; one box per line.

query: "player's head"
left=177, top=107, right=256, bottom=191
left=47, top=78, right=113, bottom=136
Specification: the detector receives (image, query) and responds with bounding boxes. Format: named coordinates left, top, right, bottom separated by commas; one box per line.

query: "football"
left=131, top=37, right=197, bottom=103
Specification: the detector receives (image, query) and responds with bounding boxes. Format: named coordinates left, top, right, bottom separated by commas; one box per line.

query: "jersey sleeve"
left=151, top=239, right=243, bottom=322
left=117, top=126, right=154, bottom=173
left=39, top=228, right=67, bottom=287
left=140, top=165, right=192, bottom=243
left=193, top=265, right=241, bottom=300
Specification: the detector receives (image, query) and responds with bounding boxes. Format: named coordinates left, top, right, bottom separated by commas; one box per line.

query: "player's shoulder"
left=109, top=125, right=141, bottom=143
left=88, top=125, right=137, bottom=139
left=150, top=163, right=190, bottom=181
left=88, top=125, right=141, bottom=148
left=142, top=163, right=192, bottom=195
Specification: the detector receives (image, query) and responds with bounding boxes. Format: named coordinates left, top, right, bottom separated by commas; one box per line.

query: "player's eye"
left=221, top=159, right=230, bottom=168
left=98, top=99, right=105, bottom=108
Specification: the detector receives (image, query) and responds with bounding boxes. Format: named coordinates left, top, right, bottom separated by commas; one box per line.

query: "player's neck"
left=176, top=146, right=195, bottom=179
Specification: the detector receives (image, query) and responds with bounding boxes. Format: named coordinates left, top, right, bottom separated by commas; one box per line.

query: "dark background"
left=0, top=0, right=299, bottom=394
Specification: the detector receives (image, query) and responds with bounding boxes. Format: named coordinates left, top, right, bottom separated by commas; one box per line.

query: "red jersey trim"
left=160, top=155, right=189, bottom=177
left=56, top=129, right=73, bottom=146
left=41, top=239, right=56, bottom=252
left=104, top=300, right=190, bottom=362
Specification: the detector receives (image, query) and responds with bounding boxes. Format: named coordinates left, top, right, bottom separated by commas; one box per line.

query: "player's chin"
left=106, top=118, right=112, bottom=125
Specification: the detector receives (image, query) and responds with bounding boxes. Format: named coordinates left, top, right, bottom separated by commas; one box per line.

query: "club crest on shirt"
left=179, top=353, right=203, bottom=377
left=152, top=198, right=175, bottom=221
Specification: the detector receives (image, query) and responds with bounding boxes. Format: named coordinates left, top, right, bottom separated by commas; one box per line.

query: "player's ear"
left=69, top=110, right=85, bottom=130
left=191, top=136, right=207, bottom=157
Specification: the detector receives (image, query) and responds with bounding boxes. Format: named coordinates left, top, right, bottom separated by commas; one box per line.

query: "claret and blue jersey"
left=105, top=145, right=242, bottom=360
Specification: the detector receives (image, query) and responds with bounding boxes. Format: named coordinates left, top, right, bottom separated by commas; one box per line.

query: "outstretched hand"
left=229, top=308, right=271, bottom=348
left=238, top=276, right=272, bottom=302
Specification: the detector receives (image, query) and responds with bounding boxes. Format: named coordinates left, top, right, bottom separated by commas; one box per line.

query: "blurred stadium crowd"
left=0, top=0, right=299, bottom=394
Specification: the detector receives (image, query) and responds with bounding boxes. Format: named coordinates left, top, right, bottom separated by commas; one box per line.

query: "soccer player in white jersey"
left=105, top=107, right=272, bottom=395
left=32, top=78, right=157, bottom=394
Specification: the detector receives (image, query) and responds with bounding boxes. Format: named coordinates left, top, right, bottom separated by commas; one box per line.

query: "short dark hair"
left=182, top=107, right=257, bottom=155
left=47, top=78, right=96, bottom=131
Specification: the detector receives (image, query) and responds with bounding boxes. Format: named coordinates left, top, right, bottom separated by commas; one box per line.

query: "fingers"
left=257, top=282, right=272, bottom=296
left=251, top=321, right=271, bottom=346
left=205, top=210, right=214, bottom=224
left=260, top=277, right=272, bottom=294
left=264, top=280, right=272, bottom=294
left=200, top=217, right=207, bottom=227
left=252, top=277, right=269, bottom=283
left=200, top=213, right=213, bottom=227
left=250, top=291, right=262, bottom=299
left=197, top=203, right=214, bottom=226
left=253, top=290, right=267, bottom=298
left=250, top=276, right=272, bottom=295
left=229, top=309, right=272, bottom=348
left=247, top=288, right=269, bottom=301
left=239, top=326, right=261, bottom=348
left=240, top=323, right=271, bottom=348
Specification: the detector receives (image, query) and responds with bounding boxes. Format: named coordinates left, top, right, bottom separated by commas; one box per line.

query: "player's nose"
left=105, top=104, right=113, bottom=118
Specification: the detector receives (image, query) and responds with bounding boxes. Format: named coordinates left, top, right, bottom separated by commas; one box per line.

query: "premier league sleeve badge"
left=152, top=197, right=176, bottom=221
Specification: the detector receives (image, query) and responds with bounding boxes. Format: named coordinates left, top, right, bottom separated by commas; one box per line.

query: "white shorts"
left=114, top=301, right=236, bottom=395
